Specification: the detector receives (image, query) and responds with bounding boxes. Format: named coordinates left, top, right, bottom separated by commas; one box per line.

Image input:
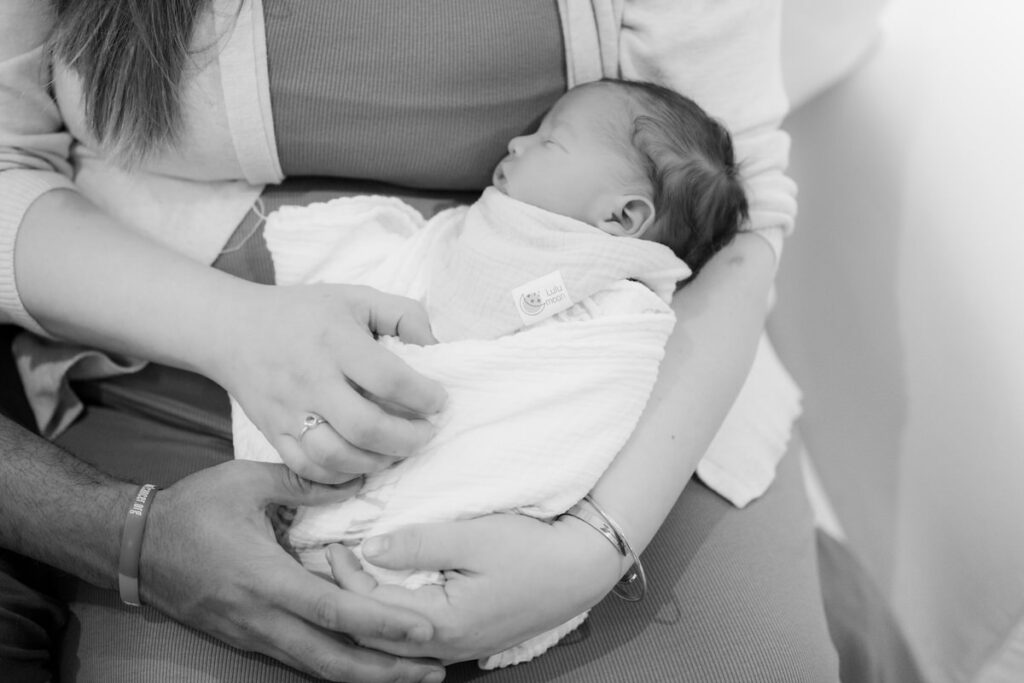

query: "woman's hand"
left=140, top=460, right=446, bottom=683
left=17, top=193, right=444, bottom=484
left=324, top=513, right=625, bottom=663
left=216, top=283, right=448, bottom=483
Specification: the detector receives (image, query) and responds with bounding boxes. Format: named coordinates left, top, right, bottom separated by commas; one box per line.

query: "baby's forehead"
left=556, top=83, right=634, bottom=118
left=552, top=84, right=638, bottom=138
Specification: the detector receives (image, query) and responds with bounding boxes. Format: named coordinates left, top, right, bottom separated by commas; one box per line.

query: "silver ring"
left=298, top=413, right=327, bottom=441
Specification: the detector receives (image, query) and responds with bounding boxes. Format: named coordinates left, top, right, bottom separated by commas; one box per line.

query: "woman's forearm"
left=591, top=231, right=779, bottom=559
left=14, top=188, right=253, bottom=375
left=13, top=188, right=448, bottom=482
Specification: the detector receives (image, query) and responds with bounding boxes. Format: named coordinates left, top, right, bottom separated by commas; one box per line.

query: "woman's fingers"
left=341, top=333, right=447, bottom=419
left=317, top=383, right=437, bottom=458
left=274, top=423, right=403, bottom=483
left=297, top=419, right=403, bottom=473
left=271, top=393, right=437, bottom=482
left=358, top=288, right=439, bottom=346
left=324, top=544, right=434, bottom=608
left=228, top=283, right=447, bottom=479
left=275, top=437, right=356, bottom=484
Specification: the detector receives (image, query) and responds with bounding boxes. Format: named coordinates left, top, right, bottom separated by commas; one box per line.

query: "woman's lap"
left=13, top=182, right=838, bottom=681
left=445, top=436, right=840, bottom=683
left=54, top=380, right=839, bottom=682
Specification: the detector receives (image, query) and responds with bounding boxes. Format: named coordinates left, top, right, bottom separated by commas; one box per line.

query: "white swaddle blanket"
left=232, top=188, right=690, bottom=668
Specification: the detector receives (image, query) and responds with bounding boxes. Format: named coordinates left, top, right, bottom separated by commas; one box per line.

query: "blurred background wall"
left=773, top=1, right=1024, bottom=681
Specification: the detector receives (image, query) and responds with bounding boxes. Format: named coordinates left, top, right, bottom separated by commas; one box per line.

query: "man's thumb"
left=264, top=463, right=362, bottom=507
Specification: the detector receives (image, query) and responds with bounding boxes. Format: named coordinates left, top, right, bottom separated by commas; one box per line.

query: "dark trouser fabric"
left=0, top=549, right=67, bottom=683
left=0, top=329, right=67, bottom=683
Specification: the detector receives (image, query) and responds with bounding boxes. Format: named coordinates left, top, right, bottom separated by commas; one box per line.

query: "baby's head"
left=492, top=79, right=747, bottom=272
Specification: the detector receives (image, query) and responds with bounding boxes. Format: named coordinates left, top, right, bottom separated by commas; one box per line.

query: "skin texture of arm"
left=0, top=414, right=447, bottom=683
left=590, top=230, right=778, bottom=552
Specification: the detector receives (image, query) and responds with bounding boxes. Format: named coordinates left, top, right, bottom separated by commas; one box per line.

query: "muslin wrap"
left=231, top=188, right=689, bottom=667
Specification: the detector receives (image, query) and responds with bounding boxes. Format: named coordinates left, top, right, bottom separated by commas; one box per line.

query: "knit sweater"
left=0, top=0, right=794, bottom=336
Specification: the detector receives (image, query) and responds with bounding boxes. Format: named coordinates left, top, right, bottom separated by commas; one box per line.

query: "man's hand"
left=139, top=461, right=446, bottom=683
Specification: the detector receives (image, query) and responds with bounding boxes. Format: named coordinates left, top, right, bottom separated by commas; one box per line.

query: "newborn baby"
left=233, top=78, right=748, bottom=668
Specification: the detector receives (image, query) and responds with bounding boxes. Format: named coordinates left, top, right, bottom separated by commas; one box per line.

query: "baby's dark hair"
left=601, top=79, right=748, bottom=273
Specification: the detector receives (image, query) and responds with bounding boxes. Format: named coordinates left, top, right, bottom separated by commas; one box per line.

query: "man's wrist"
left=118, top=483, right=158, bottom=605
left=135, top=482, right=177, bottom=609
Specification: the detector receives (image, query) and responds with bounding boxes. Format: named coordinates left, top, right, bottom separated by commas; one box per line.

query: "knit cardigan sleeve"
left=619, top=0, right=797, bottom=258
left=0, top=1, right=75, bottom=334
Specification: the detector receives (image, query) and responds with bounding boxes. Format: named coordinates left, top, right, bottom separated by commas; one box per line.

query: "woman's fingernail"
left=420, top=421, right=438, bottom=442
left=363, top=535, right=389, bottom=559
left=422, top=668, right=446, bottom=683
left=409, top=623, right=432, bottom=643
left=430, top=388, right=448, bottom=413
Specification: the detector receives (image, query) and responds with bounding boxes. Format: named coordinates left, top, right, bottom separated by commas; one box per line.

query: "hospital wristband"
left=562, top=494, right=647, bottom=602
left=118, top=483, right=158, bottom=607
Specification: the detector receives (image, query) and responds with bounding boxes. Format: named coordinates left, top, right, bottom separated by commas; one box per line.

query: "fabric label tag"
left=511, top=270, right=573, bottom=326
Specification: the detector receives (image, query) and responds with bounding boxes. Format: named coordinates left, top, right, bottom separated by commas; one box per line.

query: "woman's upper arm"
left=0, top=1, right=76, bottom=329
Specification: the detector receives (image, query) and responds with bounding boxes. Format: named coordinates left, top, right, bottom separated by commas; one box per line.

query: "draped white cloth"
left=232, top=188, right=689, bottom=667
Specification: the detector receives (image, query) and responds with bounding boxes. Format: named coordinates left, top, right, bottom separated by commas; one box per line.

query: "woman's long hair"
left=50, top=0, right=210, bottom=163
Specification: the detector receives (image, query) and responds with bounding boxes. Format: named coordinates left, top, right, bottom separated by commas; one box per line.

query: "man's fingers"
left=326, top=544, right=378, bottom=595
left=253, top=461, right=361, bottom=503
left=261, top=617, right=444, bottom=683
left=280, top=569, right=434, bottom=644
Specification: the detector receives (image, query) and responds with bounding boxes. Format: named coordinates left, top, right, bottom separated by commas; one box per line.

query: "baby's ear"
left=598, top=195, right=655, bottom=238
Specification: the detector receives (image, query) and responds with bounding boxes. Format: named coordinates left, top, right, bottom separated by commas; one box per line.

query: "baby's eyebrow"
left=549, top=138, right=570, bottom=152
left=543, top=126, right=570, bottom=150
left=548, top=122, right=578, bottom=147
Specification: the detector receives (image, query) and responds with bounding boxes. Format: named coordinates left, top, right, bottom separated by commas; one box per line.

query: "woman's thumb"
left=361, top=522, right=465, bottom=571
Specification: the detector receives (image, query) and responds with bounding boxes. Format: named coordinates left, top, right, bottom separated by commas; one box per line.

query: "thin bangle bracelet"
left=562, top=494, right=647, bottom=602
left=118, top=484, right=158, bottom=606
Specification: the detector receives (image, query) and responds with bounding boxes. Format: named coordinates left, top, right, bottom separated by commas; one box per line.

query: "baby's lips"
left=492, top=163, right=508, bottom=191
